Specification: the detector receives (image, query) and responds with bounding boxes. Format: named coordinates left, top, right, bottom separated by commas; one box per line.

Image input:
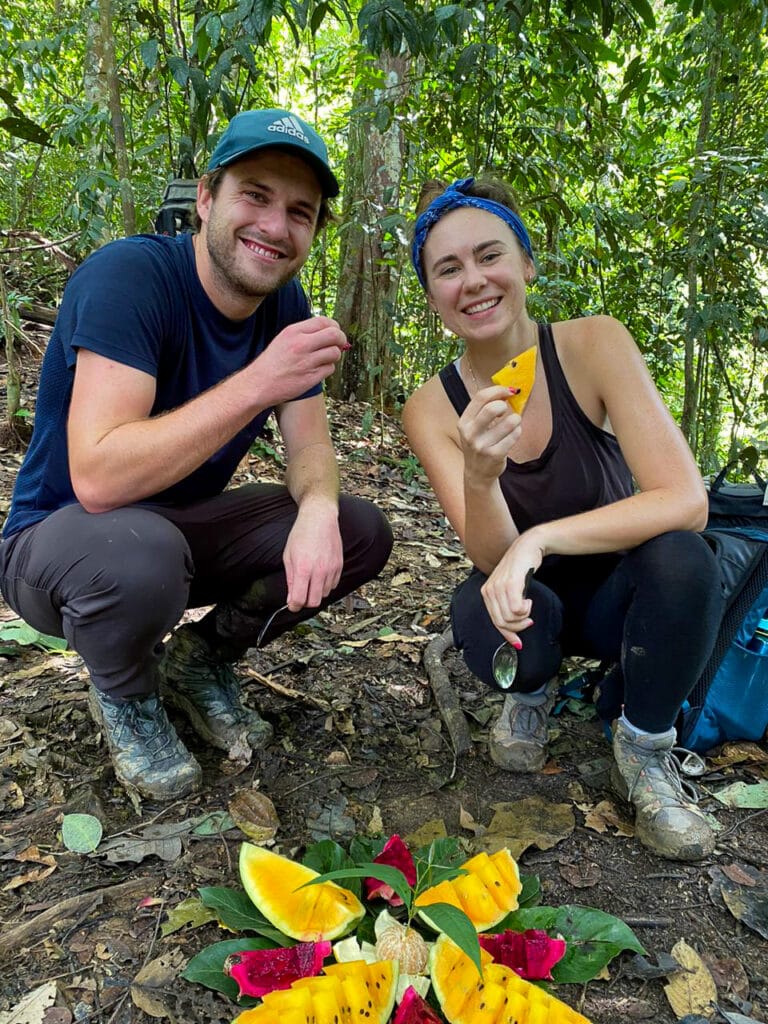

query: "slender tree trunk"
left=680, top=13, right=723, bottom=451
left=97, top=0, right=136, bottom=235
left=329, top=54, right=410, bottom=407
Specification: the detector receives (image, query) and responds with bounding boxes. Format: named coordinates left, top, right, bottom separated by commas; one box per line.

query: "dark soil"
left=1, top=327, right=767, bottom=1024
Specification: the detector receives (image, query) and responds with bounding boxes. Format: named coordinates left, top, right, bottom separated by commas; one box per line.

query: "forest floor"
left=1, top=328, right=767, bottom=1024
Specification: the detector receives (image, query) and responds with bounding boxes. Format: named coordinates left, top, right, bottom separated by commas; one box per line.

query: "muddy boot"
left=611, top=718, right=715, bottom=861
left=488, top=689, right=555, bottom=772
left=88, top=688, right=202, bottom=801
left=158, top=624, right=273, bottom=752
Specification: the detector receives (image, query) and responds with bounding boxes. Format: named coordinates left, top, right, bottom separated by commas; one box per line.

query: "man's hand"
left=256, top=316, right=349, bottom=407
left=282, top=499, right=343, bottom=611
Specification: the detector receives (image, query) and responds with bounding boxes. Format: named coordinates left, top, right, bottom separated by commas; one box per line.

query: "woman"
left=402, top=177, right=723, bottom=862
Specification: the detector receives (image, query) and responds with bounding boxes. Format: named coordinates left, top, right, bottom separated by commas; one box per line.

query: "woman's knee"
left=451, top=573, right=563, bottom=691
left=630, top=531, right=721, bottom=604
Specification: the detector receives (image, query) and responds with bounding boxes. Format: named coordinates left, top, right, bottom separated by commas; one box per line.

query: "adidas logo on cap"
left=267, top=115, right=309, bottom=145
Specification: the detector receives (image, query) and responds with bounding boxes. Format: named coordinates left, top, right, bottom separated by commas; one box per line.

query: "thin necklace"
left=464, top=351, right=481, bottom=393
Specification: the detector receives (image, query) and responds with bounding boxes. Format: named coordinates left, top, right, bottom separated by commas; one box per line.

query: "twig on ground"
left=423, top=626, right=471, bottom=757
left=242, top=665, right=331, bottom=711
left=0, top=876, right=152, bottom=961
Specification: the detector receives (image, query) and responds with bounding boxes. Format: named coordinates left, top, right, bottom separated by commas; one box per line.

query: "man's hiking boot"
left=88, top=688, right=202, bottom=801
left=611, top=718, right=715, bottom=861
left=158, top=624, right=273, bottom=752
left=489, top=688, right=555, bottom=772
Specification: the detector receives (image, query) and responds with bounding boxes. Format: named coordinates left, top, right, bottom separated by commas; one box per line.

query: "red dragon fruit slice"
left=478, top=928, right=567, bottom=980
left=224, top=940, right=331, bottom=998
left=392, top=985, right=444, bottom=1024
left=365, top=834, right=417, bottom=906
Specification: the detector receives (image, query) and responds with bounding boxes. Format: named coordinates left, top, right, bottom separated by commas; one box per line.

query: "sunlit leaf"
left=61, top=813, right=103, bottom=854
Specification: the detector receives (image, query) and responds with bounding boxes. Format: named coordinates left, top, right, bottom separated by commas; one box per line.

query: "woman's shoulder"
left=402, top=371, right=458, bottom=437
left=552, top=314, right=638, bottom=365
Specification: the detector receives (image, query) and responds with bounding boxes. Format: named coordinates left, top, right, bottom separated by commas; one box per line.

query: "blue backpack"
left=678, top=467, right=768, bottom=752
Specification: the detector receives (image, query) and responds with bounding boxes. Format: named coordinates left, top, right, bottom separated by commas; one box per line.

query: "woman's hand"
left=459, top=385, right=522, bottom=484
left=481, top=530, right=547, bottom=646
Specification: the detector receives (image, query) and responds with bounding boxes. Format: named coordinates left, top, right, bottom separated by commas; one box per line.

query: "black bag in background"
left=677, top=461, right=768, bottom=750
left=707, top=465, right=768, bottom=530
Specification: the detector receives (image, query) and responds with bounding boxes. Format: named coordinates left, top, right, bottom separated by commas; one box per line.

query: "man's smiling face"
left=196, top=149, right=322, bottom=319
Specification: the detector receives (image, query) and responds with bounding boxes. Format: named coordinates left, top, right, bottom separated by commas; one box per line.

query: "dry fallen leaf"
left=663, top=938, right=717, bottom=1019
left=476, top=798, right=575, bottom=859
left=0, top=981, right=57, bottom=1024
left=583, top=799, right=635, bottom=837
left=130, top=949, right=186, bottom=1018
left=559, top=858, right=601, bottom=888
left=459, top=805, right=485, bottom=835
left=227, top=789, right=280, bottom=843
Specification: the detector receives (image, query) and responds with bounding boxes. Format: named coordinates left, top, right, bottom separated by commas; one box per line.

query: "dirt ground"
left=1, top=330, right=767, bottom=1024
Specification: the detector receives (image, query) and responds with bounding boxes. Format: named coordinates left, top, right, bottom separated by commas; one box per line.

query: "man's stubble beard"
left=205, top=216, right=298, bottom=302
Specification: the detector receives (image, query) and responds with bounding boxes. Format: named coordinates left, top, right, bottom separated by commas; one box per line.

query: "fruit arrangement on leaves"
left=182, top=833, right=646, bottom=1023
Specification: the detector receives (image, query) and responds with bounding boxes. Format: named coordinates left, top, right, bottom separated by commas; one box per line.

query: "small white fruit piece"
left=375, top=922, right=430, bottom=974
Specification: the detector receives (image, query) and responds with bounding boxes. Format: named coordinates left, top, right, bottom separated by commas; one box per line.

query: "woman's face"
left=422, top=207, right=533, bottom=343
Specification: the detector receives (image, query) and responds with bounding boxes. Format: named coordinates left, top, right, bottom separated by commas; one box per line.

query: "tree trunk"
left=680, top=13, right=723, bottom=451
left=329, top=54, right=410, bottom=407
left=97, top=0, right=136, bottom=235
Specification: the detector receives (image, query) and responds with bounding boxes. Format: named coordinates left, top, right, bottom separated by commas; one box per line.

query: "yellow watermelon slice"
left=234, top=958, right=399, bottom=1024
left=414, top=849, right=522, bottom=932
left=430, top=934, right=592, bottom=1024
left=491, top=344, right=537, bottom=414
left=239, top=843, right=365, bottom=942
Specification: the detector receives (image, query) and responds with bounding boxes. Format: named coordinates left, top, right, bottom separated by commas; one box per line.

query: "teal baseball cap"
left=207, top=109, right=340, bottom=198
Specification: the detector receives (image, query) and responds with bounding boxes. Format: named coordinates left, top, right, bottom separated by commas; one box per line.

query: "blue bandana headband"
left=411, top=177, right=534, bottom=289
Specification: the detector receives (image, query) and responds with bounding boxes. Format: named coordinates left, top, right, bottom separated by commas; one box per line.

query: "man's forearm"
left=285, top=441, right=340, bottom=511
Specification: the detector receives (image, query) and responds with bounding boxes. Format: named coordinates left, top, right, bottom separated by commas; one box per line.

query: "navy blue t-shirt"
left=3, top=233, right=320, bottom=538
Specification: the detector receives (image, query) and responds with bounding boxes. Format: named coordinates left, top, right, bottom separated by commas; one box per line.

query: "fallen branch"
left=423, top=626, right=471, bottom=757
left=0, top=876, right=152, bottom=960
left=242, top=665, right=331, bottom=711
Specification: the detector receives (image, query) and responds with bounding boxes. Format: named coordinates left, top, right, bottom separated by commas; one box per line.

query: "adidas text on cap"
left=206, top=109, right=340, bottom=198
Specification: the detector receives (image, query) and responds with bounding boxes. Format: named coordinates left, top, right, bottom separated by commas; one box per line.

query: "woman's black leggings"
left=450, top=530, right=724, bottom=733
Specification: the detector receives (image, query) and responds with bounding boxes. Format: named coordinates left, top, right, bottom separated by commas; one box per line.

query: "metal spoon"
left=491, top=567, right=534, bottom=690
left=256, top=602, right=290, bottom=648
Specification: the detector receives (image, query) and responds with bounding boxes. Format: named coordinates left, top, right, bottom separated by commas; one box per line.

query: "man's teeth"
left=243, top=240, right=280, bottom=259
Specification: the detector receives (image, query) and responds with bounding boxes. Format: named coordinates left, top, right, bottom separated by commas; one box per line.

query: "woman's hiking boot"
left=88, top=688, right=202, bottom=801
left=489, top=689, right=555, bottom=772
left=158, top=624, right=273, bottom=752
left=611, top=718, right=715, bottom=861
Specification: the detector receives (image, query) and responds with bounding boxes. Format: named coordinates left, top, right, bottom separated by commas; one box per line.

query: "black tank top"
left=438, top=321, right=634, bottom=533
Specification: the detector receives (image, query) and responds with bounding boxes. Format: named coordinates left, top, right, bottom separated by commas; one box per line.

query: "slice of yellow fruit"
left=414, top=848, right=521, bottom=932
left=238, top=843, right=365, bottom=942
left=491, top=343, right=537, bottom=414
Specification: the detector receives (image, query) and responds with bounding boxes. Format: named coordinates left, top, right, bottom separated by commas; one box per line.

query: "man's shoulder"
left=79, top=233, right=190, bottom=276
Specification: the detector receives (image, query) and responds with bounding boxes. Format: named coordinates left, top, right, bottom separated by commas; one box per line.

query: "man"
left=0, top=109, right=393, bottom=802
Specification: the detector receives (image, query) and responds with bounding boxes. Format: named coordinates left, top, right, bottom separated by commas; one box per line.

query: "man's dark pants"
left=0, top=484, right=393, bottom=698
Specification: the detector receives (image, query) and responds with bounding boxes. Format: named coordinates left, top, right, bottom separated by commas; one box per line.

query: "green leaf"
left=0, top=621, right=67, bottom=652
left=413, top=837, right=463, bottom=894
left=416, top=902, right=483, bottom=978
left=139, top=38, right=158, bottom=70
left=198, top=886, right=289, bottom=942
left=301, top=865, right=413, bottom=911
left=181, top=937, right=274, bottom=997
left=0, top=115, right=50, bottom=145
left=192, top=811, right=235, bottom=835
left=61, top=813, right=103, bottom=854
left=503, top=905, right=645, bottom=983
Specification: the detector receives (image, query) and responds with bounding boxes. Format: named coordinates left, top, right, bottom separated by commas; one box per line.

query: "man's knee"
left=339, top=495, right=393, bottom=576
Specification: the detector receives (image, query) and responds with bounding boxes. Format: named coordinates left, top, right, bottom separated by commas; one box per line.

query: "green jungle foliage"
left=1, top=0, right=767, bottom=473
